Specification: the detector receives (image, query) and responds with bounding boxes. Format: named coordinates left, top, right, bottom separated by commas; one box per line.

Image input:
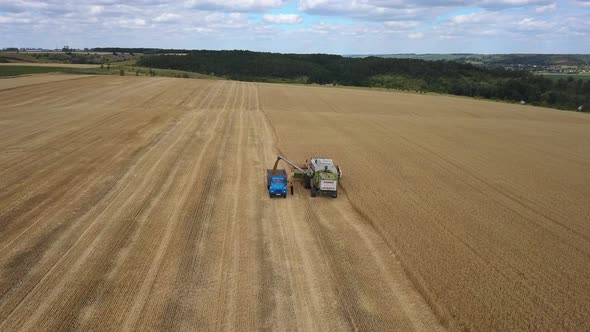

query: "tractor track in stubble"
left=0, top=81, right=224, bottom=329
left=0, top=78, right=170, bottom=173
left=0, top=105, right=175, bottom=245
left=118, top=81, right=231, bottom=330
left=210, top=82, right=246, bottom=330
left=156, top=81, right=240, bottom=330
left=78, top=81, right=226, bottom=331
left=370, top=120, right=590, bottom=251
left=0, top=78, right=164, bottom=150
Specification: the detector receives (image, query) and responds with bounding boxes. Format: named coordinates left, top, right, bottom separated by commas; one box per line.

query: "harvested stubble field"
left=0, top=75, right=588, bottom=331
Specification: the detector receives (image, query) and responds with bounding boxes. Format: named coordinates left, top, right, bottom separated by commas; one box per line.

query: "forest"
left=138, top=50, right=589, bottom=111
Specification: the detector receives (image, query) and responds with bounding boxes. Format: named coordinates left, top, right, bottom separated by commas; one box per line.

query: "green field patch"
left=0, top=66, right=70, bottom=77
left=0, top=64, right=216, bottom=80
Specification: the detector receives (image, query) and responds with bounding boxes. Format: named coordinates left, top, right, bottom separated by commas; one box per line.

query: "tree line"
left=91, top=48, right=190, bottom=55
left=138, top=50, right=588, bottom=111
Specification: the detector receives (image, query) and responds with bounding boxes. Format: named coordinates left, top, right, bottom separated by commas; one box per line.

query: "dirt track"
left=0, top=76, right=589, bottom=331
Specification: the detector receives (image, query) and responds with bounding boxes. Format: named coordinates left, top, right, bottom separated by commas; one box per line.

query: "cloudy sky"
left=1, top=0, right=589, bottom=54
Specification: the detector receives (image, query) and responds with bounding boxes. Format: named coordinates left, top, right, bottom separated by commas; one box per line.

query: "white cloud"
left=88, top=5, right=104, bottom=15
left=263, top=14, right=303, bottom=24
left=299, top=0, right=564, bottom=22
left=298, top=0, right=424, bottom=20
left=384, top=21, right=420, bottom=29
left=114, top=18, right=147, bottom=29
left=450, top=12, right=486, bottom=24
left=516, top=17, right=555, bottom=31
left=200, top=12, right=251, bottom=30
left=408, top=32, right=424, bottom=39
left=475, top=0, right=552, bottom=7
left=0, top=0, right=49, bottom=12
left=535, top=2, right=556, bottom=12
left=154, top=13, right=180, bottom=22
left=438, top=8, right=567, bottom=43
left=0, top=14, right=32, bottom=24
left=297, top=0, right=555, bottom=21
left=184, top=0, right=283, bottom=12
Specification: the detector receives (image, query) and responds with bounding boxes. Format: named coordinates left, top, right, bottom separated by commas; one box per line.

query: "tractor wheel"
left=310, top=188, right=317, bottom=197
left=283, top=194, right=287, bottom=198
left=332, top=191, right=338, bottom=198
left=303, top=175, right=311, bottom=189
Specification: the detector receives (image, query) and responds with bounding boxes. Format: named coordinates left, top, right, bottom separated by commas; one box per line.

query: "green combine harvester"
left=271, top=155, right=342, bottom=198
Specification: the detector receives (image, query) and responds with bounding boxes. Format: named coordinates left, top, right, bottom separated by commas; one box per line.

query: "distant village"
left=495, top=63, right=588, bottom=75
left=2, top=46, right=88, bottom=52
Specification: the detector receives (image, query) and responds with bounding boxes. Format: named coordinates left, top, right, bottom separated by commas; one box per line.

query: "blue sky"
left=1, top=0, right=589, bottom=54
